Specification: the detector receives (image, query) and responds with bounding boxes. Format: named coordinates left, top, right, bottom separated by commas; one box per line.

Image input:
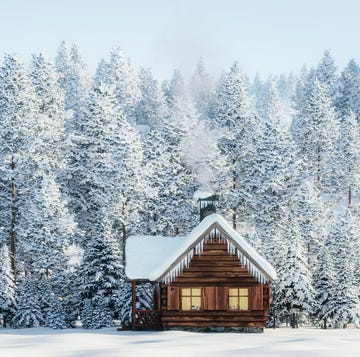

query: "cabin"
left=125, top=196, right=277, bottom=332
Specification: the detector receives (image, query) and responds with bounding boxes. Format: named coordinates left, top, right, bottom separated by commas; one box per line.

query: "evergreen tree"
left=0, top=243, right=16, bottom=326
left=336, top=111, right=360, bottom=207
left=80, top=214, right=123, bottom=321
left=45, top=293, right=67, bottom=329
left=99, top=47, right=140, bottom=124
left=137, top=67, right=167, bottom=126
left=312, top=237, right=337, bottom=328
left=0, top=54, right=38, bottom=280
left=69, top=82, right=145, bottom=247
left=190, top=58, right=214, bottom=118
left=251, top=79, right=300, bottom=259
left=18, top=173, right=75, bottom=278
left=329, top=211, right=360, bottom=327
left=278, top=215, right=315, bottom=325
left=11, top=275, right=43, bottom=328
left=209, top=62, right=259, bottom=228
left=336, top=59, right=360, bottom=119
left=315, top=50, right=338, bottom=102
left=293, top=79, right=339, bottom=191
left=55, top=42, right=91, bottom=132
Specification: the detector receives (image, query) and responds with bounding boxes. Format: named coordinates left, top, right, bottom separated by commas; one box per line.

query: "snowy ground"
left=0, top=327, right=359, bottom=357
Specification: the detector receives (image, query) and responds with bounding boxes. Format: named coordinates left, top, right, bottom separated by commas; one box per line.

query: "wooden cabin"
left=125, top=201, right=276, bottom=332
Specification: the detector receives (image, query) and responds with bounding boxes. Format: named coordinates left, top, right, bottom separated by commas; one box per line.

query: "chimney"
left=198, top=194, right=219, bottom=221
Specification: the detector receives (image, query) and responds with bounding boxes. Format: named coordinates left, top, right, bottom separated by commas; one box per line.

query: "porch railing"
left=134, top=309, right=162, bottom=329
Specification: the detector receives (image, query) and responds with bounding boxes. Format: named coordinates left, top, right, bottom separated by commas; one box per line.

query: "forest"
left=0, top=43, right=359, bottom=329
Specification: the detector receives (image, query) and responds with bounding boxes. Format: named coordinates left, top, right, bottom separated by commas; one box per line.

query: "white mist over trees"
left=0, top=44, right=359, bottom=329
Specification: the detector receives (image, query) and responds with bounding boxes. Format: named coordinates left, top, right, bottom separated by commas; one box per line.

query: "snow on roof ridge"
left=125, top=213, right=277, bottom=283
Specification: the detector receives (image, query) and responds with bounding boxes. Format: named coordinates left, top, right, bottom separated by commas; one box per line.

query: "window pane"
left=182, top=297, right=191, bottom=310
left=192, top=288, right=201, bottom=296
left=239, top=296, right=248, bottom=310
left=229, top=296, right=239, bottom=310
left=239, top=288, right=248, bottom=296
left=229, top=288, right=238, bottom=297
left=192, top=297, right=201, bottom=310
left=182, top=288, right=191, bottom=296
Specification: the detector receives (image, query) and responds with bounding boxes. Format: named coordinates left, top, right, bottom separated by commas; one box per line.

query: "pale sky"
left=1, top=0, right=360, bottom=80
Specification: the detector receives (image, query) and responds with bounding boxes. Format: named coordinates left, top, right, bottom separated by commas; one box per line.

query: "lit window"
left=229, top=288, right=249, bottom=310
left=181, top=288, right=202, bottom=310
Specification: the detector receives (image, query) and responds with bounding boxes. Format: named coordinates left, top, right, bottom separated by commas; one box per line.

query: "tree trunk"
left=10, top=155, right=17, bottom=284
left=232, top=159, right=237, bottom=230
left=348, top=187, right=352, bottom=208
left=317, top=146, right=321, bottom=183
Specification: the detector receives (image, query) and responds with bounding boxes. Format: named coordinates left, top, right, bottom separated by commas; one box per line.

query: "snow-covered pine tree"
left=160, top=70, right=201, bottom=234
left=336, top=111, right=360, bottom=207
left=55, top=42, right=91, bottom=132
left=45, top=292, right=67, bottom=329
left=336, top=59, right=360, bottom=120
left=0, top=54, right=38, bottom=281
left=80, top=213, right=123, bottom=325
left=251, top=79, right=300, bottom=260
left=0, top=243, right=16, bottom=327
left=18, top=173, right=75, bottom=279
left=292, top=181, right=327, bottom=268
left=137, top=67, right=167, bottom=127
left=82, top=297, right=113, bottom=329
left=98, top=47, right=140, bottom=124
left=278, top=213, right=315, bottom=327
left=190, top=58, right=214, bottom=118
left=55, top=41, right=71, bottom=100
left=69, top=81, right=145, bottom=247
left=315, top=50, right=338, bottom=103
left=116, top=279, right=132, bottom=327
left=11, top=275, right=43, bottom=328
left=209, top=62, right=259, bottom=228
left=329, top=211, right=360, bottom=327
left=293, top=78, right=339, bottom=193
left=28, top=52, right=68, bottom=177
left=312, top=236, right=337, bottom=328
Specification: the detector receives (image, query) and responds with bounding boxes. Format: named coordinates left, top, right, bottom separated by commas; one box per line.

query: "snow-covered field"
left=0, top=327, right=359, bottom=357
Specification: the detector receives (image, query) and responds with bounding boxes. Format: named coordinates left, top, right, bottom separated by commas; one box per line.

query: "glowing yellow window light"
left=181, top=288, right=202, bottom=310
left=229, top=288, right=249, bottom=310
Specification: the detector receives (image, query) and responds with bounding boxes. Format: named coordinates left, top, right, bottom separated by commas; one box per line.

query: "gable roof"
left=125, top=213, right=277, bottom=284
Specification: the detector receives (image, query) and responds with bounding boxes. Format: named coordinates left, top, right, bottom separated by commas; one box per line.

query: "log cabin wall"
left=160, top=239, right=270, bottom=329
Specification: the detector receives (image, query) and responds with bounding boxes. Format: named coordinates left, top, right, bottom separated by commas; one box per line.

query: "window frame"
left=180, top=287, right=203, bottom=311
left=228, top=287, right=249, bottom=311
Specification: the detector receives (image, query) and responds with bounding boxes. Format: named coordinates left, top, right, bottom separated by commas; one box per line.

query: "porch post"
left=131, top=280, right=136, bottom=329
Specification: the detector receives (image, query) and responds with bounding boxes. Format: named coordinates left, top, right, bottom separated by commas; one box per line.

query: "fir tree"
left=80, top=214, right=123, bottom=320
left=11, top=275, right=43, bottom=328
left=293, top=78, right=339, bottom=191
left=278, top=215, right=315, bottom=325
left=137, top=67, right=167, bottom=126
left=315, top=50, right=338, bottom=103
left=209, top=62, right=259, bottom=228
left=0, top=243, right=16, bottom=327
left=336, top=111, right=360, bottom=207
left=190, top=58, right=214, bottom=118
left=312, top=237, right=337, bottom=328
left=336, top=59, right=360, bottom=119
left=0, top=54, right=38, bottom=280
left=99, top=47, right=140, bottom=124
left=329, top=211, right=360, bottom=327
left=18, top=173, right=75, bottom=278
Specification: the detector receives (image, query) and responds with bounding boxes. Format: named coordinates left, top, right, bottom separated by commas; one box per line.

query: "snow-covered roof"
left=125, top=213, right=277, bottom=284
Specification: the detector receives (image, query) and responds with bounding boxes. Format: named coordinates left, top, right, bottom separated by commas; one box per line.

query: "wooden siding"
left=161, top=239, right=270, bottom=329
